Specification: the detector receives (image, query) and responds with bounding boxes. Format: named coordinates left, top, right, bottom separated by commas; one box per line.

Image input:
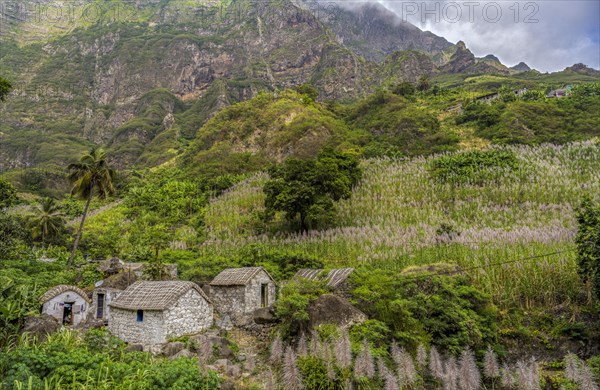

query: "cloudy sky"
left=377, top=0, right=600, bottom=72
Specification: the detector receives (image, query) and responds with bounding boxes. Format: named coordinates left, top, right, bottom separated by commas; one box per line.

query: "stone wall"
left=244, top=270, right=276, bottom=312
left=109, top=289, right=212, bottom=345
left=109, top=307, right=166, bottom=344
left=89, top=288, right=121, bottom=321
left=41, top=291, right=89, bottom=326
left=211, top=285, right=246, bottom=322
left=163, top=289, right=213, bottom=339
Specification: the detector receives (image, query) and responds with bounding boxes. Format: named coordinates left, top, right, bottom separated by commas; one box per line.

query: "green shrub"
left=351, top=266, right=498, bottom=354
left=427, top=149, right=520, bottom=185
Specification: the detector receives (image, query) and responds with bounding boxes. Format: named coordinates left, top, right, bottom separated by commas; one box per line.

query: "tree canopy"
left=0, top=178, right=18, bottom=209
left=0, top=76, right=12, bottom=101
left=264, top=150, right=361, bottom=231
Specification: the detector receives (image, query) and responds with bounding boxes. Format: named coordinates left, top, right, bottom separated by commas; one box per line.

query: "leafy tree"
left=294, top=83, right=319, bottom=101
left=392, top=81, right=415, bottom=97
left=0, top=76, right=12, bottom=101
left=264, top=150, right=361, bottom=231
left=0, top=178, right=18, bottom=209
left=571, top=82, right=600, bottom=98
left=576, top=197, right=600, bottom=300
left=67, top=147, right=115, bottom=268
left=0, top=214, right=25, bottom=260
left=26, top=198, right=66, bottom=249
left=130, top=212, right=173, bottom=261
left=275, top=278, right=328, bottom=337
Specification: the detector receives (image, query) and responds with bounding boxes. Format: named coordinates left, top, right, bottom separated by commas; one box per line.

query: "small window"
left=137, top=309, right=144, bottom=322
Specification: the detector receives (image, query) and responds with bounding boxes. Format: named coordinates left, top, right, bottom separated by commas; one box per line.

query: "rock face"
left=308, top=294, right=368, bottom=330
left=162, top=341, right=186, bottom=357
left=22, top=314, right=60, bottom=340
left=253, top=306, right=278, bottom=324
left=320, top=2, right=452, bottom=62
left=440, top=41, right=477, bottom=73
left=0, top=0, right=454, bottom=171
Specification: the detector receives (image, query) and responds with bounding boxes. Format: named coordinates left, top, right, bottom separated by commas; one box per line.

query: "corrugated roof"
left=41, top=285, right=91, bottom=303
left=109, top=281, right=210, bottom=310
left=293, top=268, right=355, bottom=288
left=210, top=267, right=273, bottom=286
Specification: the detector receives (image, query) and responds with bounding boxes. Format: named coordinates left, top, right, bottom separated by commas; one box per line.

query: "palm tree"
left=67, top=147, right=115, bottom=268
left=27, top=198, right=66, bottom=249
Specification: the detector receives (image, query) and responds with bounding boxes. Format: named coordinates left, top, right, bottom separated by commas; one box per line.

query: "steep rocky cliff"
left=0, top=0, right=537, bottom=171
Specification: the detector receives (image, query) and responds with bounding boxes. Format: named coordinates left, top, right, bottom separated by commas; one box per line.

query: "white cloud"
left=377, top=0, right=600, bottom=72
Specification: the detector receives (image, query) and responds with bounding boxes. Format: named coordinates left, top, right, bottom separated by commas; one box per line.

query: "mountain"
left=0, top=0, right=597, bottom=173
left=510, top=62, right=532, bottom=73
left=0, top=0, right=457, bottom=170
left=313, top=1, right=452, bottom=61
left=565, top=63, right=600, bottom=77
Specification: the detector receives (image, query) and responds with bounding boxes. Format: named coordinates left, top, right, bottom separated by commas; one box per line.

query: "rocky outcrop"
left=22, top=314, right=60, bottom=340
left=565, top=63, right=600, bottom=77
left=319, top=2, right=452, bottom=62
left=308, top=294, right=368, bottom=330
left=510, top=62, right=532, bottom=72
left=440, top=41, right=476, bottom=74
left=381, top=50, right=438, bottom=82
left=253, top=306, right=278, bottom=324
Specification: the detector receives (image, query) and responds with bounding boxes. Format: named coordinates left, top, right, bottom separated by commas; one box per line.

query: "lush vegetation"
left=1, top=42, right=599, bottom=388
left=0, top=329, right=220, bottom=389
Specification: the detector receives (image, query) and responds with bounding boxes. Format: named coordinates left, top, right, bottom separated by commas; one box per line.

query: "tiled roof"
left=293, top=268, right=355, bottom=288
left=109, top=281, right=210, bottom=310
left=210, top=267, right=273, bottom=286
left=40, top=285, right=91, bottom=303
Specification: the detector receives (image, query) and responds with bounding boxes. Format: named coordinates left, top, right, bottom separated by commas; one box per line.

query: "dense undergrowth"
left=0, top=329, right=220, bottom=390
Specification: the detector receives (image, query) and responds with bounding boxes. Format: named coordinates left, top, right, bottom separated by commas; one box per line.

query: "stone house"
left=40, top=285, right=91, bottom=326
left=90, top=287, right=122, bottom=321
left=209, top=267, right=276, bottom=325
left=108, top=281, right=213, bottom=345
left=293, top=268, right=355, bottom=295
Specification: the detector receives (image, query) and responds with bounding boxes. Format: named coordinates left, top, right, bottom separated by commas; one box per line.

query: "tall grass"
left=200, top=141, right=600, bottom=308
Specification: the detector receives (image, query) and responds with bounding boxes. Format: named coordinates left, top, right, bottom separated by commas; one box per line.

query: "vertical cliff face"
left=0, top=0, right=457, bottom=169
left=314, top=2, right=452, bottom=61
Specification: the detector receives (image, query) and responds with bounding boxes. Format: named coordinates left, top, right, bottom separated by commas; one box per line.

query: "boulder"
left=213, top=358, right=232, bottom=368
left=125, top=344, right=144, bottom=352
left=308, top=294, right=368, bottom=330
left=170, top=349, right=195, bottom=359
left=253, top=306, right=278, bottom=324
left=22, top=314, right=60, bottom=340
left=211, top=336, right=235, bottom=359
left=162, top=341, right=186, bottom=357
